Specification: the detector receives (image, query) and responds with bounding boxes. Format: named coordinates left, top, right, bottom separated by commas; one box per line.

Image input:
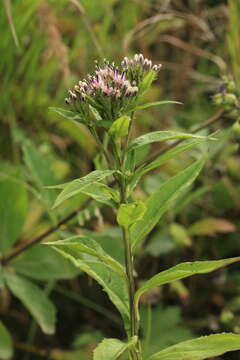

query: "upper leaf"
left=129, top=139, right=208, bottom=191
left=135, top=257, right=240, bottom=310
left=93, top=337, right=137, bottom=360
left=0, top=322, right=13, bottom=360
left=148, top=333, right=240, bottom=360
left=128, top=131, right=214, bottom=152
left=133, top=100, right=182, bottom=112
left=130, top=158, right=205, bottom=249
left=49, top=107, right=86, bottom=124
left=52, top=170, right=115, bottom=208
left=117, top=201, right=146, bottom=229
left=109, top=116, right=131, bottom=138
left=5, top=271, right=56, bottom=335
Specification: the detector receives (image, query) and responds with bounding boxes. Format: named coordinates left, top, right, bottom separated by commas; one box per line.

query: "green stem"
left=119, top=177, right=142, bottom=360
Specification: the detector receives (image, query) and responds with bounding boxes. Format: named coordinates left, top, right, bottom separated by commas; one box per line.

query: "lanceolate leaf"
left=5, top=272, right=56, bottom=335
left=0, top=322, right=13, bottom=360
left=135, top=257, right=240, bottom=311
left=128, top=131, right=213, bottom=152
left=48, top=181, right=119, bottom=208
left=133, top=101, right=182, bottom=112
left=130, top=158, right=205, bottom=249
left=129, top=139, right=208, bottom=191
left=148, top=333, right=240, bottom=360
left=49, top=107, right=85, bottom=123
left=93, top=337, right=137, bottom=360
left=52, top=170, right=115, bottom=208
left=46, top=236, right=126, bottom=279
left=50, top=246, right=130, bottom=331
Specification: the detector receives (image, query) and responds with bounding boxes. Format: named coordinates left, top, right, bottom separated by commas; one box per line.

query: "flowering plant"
left=48, top=54, right=240, bottom=360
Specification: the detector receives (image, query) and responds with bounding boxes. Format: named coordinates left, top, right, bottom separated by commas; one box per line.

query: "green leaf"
left=134, top=101, right=182, bottom=112
left=5, top=271, right=56, bottom=335
left=135, top=257, right=240, bottom=312
left=0, top=174, right=28, bottom=253
left=93, top=337, right=137, bottom=360
left=52, top=170, right=115, bottom=208
left=148, top=333, right=240, bottom=360
left=0, top=322, right=13, bottom=360
left=130, top=158, right=205, bottom=249
left=128, top=131, right=213, bottom=152
left=48, top=245, right=130, bottom=332
left=46, top=235, right=126, bottom=279
left=139, top=71, right=157, bottom=96
left=48, top=181, right=119, bottom=208
left=22, top=140, right=58, bottom=206
left=129, top=139, right=207, bottom=191
left=109, top=116, right=130, bottom=138
left=10, top=245, right=80, bottom=281
left=49, top=107, right=85, bottom=124
left=117, top=201, right=146, bottom=229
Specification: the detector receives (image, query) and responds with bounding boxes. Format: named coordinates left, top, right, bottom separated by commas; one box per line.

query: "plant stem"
left=119, top=177, right=142, bottom=360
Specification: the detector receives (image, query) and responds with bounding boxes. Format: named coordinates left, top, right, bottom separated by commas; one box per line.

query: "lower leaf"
left=148, top=333, right=240, bottom=360
left=5, top=271, right=56, bottom=335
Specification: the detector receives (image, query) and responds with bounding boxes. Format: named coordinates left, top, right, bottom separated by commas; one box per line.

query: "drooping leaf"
left=133, top=101, right=182, bottom=112
left=135, top=257, right=240, bottom=311
left=117, top=201, right=146, bottom=229
left=49, top=246, right=130, bottom=332
left=148, top=333, right=240, bottom=360
left=0, top=174, right=28, bottom=253
left=128, top=131, right=213, bottom=152
left=93, top=337, right=137, bottom=360
left=5, top=271, right=56, bottom=334
left=130, top=158, right=205, bottom=249
left=129, top=139, right=207, bottom=191
left=49, top=107, right=85, bottom=124
left=11, top=245, right=80, bottom=281
left=46, top=236, right=126, bottom=279
left=0, top=322, right=13, bottom=360
left=52, top=170, right=115, bottom=208
left=109, top=116, right=131, bottom=138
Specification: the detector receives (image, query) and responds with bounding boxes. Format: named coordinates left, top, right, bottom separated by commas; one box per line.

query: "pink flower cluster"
left=65, top=54, right=161, bottom=107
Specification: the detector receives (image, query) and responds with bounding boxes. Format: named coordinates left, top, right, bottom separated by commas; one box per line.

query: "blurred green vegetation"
left=1, top=0, right=240, bottom=359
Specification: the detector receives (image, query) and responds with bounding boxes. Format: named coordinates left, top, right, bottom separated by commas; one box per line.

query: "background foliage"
left=1, top=0, right=240, bottom=359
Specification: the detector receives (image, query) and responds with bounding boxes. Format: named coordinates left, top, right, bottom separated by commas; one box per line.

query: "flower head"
left=65, top=54, right=161, bottom=125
